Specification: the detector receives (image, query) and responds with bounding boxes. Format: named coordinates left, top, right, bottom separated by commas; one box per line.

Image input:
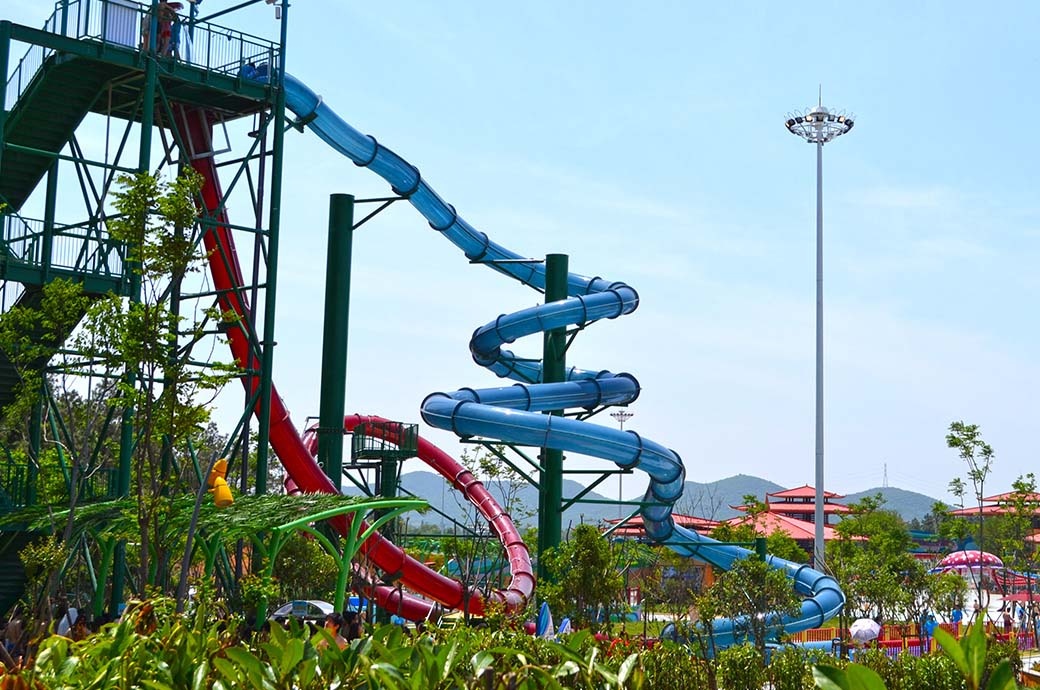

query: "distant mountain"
left=843, top=486, right=947, bottom=523
left=674, top=474, right=785, bottom=522
left=350, top=472, right=945, bottom=531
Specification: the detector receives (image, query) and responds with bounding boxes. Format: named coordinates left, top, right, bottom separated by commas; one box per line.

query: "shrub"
left=640, top=641, right=713, bottom=690
left=716, top=643, right=765, bottom=690
left=769, top=645, right=834, bottom=690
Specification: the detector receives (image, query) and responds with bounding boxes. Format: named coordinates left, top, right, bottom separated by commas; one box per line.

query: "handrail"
left=2, top=214, right=125, bottom=279
left=5, top=0, right=279, bottom=109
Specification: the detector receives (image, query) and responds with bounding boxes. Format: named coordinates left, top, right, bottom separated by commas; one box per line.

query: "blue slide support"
left=277, top=72, right=844, bottom=647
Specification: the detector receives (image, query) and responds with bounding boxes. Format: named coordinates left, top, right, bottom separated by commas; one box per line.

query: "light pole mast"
left=785, top=97, right=854, bottom=571
left=610, top=410, right=634, bottom=519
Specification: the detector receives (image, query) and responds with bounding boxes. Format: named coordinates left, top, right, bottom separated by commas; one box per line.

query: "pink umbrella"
left=938, top=550, right=1003, bottom=568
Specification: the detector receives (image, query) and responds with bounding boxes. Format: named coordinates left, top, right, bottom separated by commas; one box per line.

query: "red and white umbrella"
left=937, top=550, right=1003, bottom=568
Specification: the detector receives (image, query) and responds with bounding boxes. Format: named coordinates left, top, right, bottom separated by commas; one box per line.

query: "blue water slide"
left=279, top=72, right=843, bottom=645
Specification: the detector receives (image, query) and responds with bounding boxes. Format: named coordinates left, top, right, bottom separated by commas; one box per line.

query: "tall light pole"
left=785, top=96, right=854, bottom=571
left=610, top=410, right=634, bottom=519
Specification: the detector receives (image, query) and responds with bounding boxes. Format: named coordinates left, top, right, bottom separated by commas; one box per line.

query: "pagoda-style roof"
left=764, top=502, right=851, bottom=514
left=767, top=484, right=846, bottom=501
left=952, top=501, right=1040, bottom=518
left=980, top=491, right=1040, bottom=505
left=603, top=513, right=719, bottom=538
left=726, top=511, right=844, bottom=542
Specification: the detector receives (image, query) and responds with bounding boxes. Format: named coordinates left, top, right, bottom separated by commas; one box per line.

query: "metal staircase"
left=1, top=0, right=283, bottom=617
left=0, top=42, right=131, bottom=620
left=1, top=55, right=127, bottom=213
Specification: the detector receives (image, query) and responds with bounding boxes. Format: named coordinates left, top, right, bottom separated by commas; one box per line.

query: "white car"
left=271, top=600, right=335, bottom=623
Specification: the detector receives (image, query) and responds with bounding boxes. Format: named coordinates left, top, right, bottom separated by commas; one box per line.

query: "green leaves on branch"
left=108, top=169, right=206, bottom=279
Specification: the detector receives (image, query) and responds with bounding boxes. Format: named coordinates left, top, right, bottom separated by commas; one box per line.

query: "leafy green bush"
left=769, top=644, right=833, bottom=690
left=716, top=643, right=765, bottom=690
left=640, top=641, right=713, bottom=690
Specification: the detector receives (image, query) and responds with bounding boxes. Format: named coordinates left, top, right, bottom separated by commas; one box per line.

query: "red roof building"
left=727, top=511, right=844, bottom=543
left=948, top=491, right=1040, bottom=520
left=603, top=514, right=719, bottom=539
left=731, top=485, right=850, bottom=526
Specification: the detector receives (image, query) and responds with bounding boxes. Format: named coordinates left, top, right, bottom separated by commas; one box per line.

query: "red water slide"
left=183, top=108, right=533, bottom=619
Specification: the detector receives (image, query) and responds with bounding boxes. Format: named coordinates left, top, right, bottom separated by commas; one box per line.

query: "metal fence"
left=5, top=0, right=279, bottom=108
left=0, top=462, right=27, bottom=511
left=2, top=214, right=125, bottom=280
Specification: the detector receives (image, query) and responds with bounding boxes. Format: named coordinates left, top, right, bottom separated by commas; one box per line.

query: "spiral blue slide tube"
left=276, top=72, right=844, bottom=646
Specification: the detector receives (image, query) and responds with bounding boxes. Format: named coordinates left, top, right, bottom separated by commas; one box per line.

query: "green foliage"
left=14, top=598, right=242, bottom=689
left=239, top=573, right=281, bottom=620
left=18, top=536, right=64, bottom=585
left=716, top=643, right=766, bottom=690
left=271, top=533, right=339, bottom=602
left=639, top=640, right=713, bottom=689
left=540, top=524, right=625, bottom=632
left=697, top=555, right=801, bottom=657
left=5, top=604, right=654, bottom=689
left=440, top=445, right=532, bottom=600
left=710, top=499, right=810, bottom=564
left=985, top=473, right=1039, bottom=577
left=828, top=493, right=923, bottom=622
left=813, top=662, right=887, bottom=690
left=0, top=279, right=91, bottom=443
left=946, top=421, right=995, bottom=555
left=768, top=644, right=829, bottom=690
left=924, top=571, right=968, bottom=623
left=18, top=535, right=65, bottom=626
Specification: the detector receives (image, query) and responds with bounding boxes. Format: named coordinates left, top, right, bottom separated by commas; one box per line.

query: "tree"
left=946, top=421, right=995, bottom=606
left=983, top=473, right=1039, bottom=637
left=272, top=533, right=339, bottom=602
left=710, top=495, right=810, bottom=564
left=539, top=523, right=624, bottom=632
left=86, top=170, right=240, bottom=591
left=696, top=555, right=801, bottom=659
left=440, top=444, right=535, bottom=609
left=0, top=171, right=239, bottom=609
left=638, top=545, right=707, bottom=624
left=828, top=493, right=921, bottom=623
left=925, top=570, right=968, bottom=624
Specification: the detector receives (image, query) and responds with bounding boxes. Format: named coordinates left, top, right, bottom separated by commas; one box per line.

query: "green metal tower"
left=0, top=0, right=290, bottom=617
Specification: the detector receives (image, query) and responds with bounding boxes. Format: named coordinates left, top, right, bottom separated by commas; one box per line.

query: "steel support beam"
left=317, top=194, right=354, bottom=488
left=537, top=253, right=567, bottom=580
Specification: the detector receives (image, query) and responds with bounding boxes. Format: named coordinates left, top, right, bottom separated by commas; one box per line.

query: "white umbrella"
left=849, top=618, right=881, bottom=643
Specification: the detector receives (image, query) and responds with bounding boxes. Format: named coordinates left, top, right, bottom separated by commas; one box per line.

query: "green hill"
left=843, top=486, right=949, bottom=523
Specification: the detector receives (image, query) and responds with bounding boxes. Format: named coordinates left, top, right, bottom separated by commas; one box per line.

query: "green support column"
left=0, top=22, right=11, bottom=173
left=112, top=1, right=159, bottom=616
left=537, top=253, right=568, bottom=580
left=27, top=389, right=42, bottom=506
left=255, top=0, right=291, bottom=495
left=317, top=194, right=354, bottom=488
left=379, top=459, right=399, bottom=518
left=42, top=159, right=58, bottom=281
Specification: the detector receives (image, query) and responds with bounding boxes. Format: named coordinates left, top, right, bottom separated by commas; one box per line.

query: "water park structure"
left=0, top=0, right=845, bottom=647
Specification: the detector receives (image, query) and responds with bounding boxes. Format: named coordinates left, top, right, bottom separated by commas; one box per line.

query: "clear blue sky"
left=6, top=1, right=1038, bottom=504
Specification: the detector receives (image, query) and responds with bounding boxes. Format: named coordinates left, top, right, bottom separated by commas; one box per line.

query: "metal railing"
left=6, top=0, right=279, bottom=109
left=0, top=462, right=28, bottom=512
left=2, top=214, right=125, bottom=280
left=352, top=422, right=420, bottom=461
left=75, top=467, right=118, bottom=503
